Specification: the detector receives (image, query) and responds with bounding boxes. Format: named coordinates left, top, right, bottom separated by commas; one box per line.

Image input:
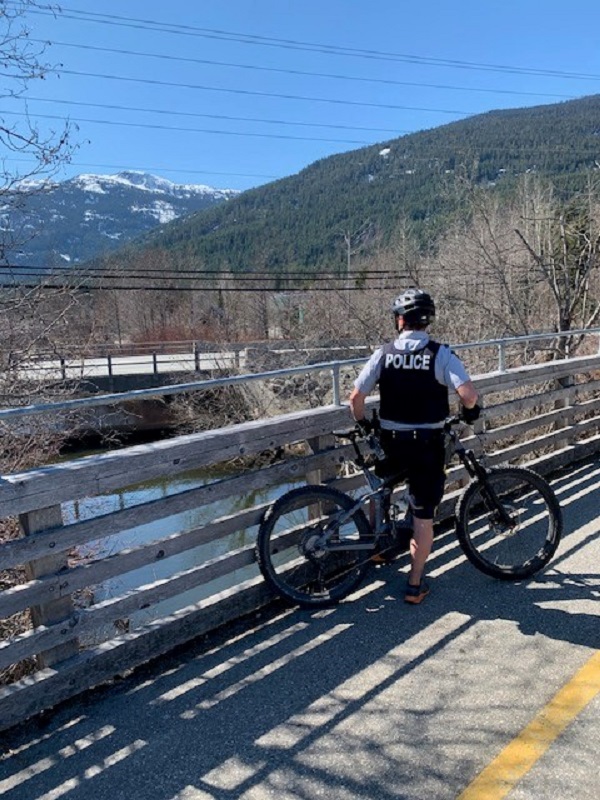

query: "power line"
left=0, top=275, right=378, bottom=284
left=7, top=157, right=279, bottom=181
left=3, top=110, right=373, bottom=146
left=0, top=265, right=417, bottom=291
left=24, top=4, right=600, bottom=82
left=0, top=273, right=546, bottom=286
left=18, top=98, right=598, bottom=156
left=8, top=141, right=600, bottom=183
left=0, top=271, right=408, bottom=285
left=8, top=106, right=600, bottom=154
left=10, top=101, right=600, bottom=155
left=32, top=39, right=576, bottom=102
left=0, top=269, right=514, bottom=292
left=0, top=259, right=569, bottom=292
left=24, top=96, right=410, bottom=135
left=52, top=69, right=474, bottom=116
left=0, top=282, right=386, bottom=293
left=3, top=264, right=406, bottom=276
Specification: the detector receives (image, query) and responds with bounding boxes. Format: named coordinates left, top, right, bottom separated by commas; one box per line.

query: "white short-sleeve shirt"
left=354, top=331, right=472, bottom=430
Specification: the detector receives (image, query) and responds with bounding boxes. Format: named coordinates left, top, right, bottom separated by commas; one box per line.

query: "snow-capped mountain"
left=1, top=171, right=239, bottom=269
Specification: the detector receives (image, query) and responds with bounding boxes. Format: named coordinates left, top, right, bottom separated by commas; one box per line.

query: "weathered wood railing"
left=1, top=354, right=600, bottom=731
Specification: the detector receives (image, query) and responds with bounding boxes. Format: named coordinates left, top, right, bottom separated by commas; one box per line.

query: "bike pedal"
left=371, top=552, right=397, bottom=564
left=370, top=534, right=395, bottom=564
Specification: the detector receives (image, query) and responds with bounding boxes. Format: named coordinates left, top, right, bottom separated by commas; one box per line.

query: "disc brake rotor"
left=299, top=527, right=329, bottom=559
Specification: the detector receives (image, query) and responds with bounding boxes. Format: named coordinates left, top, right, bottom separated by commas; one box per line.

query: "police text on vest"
left=385, top=353, right=431, bottom=370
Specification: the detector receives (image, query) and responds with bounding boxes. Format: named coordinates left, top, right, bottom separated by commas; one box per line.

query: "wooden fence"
left=1, top=354, right=600, bottom=732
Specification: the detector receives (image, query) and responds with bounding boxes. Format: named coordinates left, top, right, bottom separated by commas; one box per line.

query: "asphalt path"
left=1, top=457, right=599, bottom=800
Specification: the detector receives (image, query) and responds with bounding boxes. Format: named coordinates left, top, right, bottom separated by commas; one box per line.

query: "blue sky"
left=9, top=0, right=600, bottom=191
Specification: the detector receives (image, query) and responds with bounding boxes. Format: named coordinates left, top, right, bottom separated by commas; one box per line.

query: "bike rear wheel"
left=256, top=485, right=373, bottom=607
left=455, top=466, right=562, bottom=580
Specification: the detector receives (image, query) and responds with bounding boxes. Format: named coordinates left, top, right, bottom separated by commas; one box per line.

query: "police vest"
left=378, top=340, right=450, bottom=425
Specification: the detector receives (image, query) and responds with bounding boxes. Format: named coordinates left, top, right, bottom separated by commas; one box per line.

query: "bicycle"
left=255, top=414, right=563, bottom=608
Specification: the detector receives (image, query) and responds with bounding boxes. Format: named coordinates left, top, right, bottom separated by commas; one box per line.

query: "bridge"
left=11, top=339, right=370, bottom=385
left=15, top=345, right=247, bottom=381
left=0, top=345, right=599, bottom=797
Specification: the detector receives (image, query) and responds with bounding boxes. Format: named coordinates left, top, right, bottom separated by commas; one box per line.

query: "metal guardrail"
left=7, top=339, right=367, bottom=365
left=452, top=327, right=600, bottom=371
left=0, top=358, right=367, bottom=420
left=2, top=328, right=600, bottom=421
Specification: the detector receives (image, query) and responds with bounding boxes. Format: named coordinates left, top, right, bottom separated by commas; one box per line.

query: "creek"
left=61, top=453, right=303, bottom=637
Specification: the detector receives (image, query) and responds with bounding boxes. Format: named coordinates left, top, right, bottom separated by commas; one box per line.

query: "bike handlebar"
left=334, top=414, right=465, bottom=458
left=444, top=414, right=463, bottom=429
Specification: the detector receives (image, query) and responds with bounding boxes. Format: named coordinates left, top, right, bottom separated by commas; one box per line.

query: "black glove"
left=356, top=418, right=373, bottom=435
left=460, top=403, right=481, bottom=424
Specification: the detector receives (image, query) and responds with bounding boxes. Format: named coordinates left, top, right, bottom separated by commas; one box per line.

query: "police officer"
left=349, top=288, right=480, bottom=604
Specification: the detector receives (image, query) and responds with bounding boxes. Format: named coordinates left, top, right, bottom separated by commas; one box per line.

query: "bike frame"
left=319, top=415, right=514, bottom=555
left=446, top=420, right=515, bottom=528
left=320, top=432, right=407, bottom=552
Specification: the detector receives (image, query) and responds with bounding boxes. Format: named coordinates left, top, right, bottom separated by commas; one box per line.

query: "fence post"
left=554, top=374, right=576, bottom=448
left=20, top=505, right=79, bottom=668
left=305, top=434, right=337, bottom=485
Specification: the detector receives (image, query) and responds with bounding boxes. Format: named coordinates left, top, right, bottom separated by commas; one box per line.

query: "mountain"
left=119, top=94, right=600, bottom=275
left=0, top=171, right=239, bottom=269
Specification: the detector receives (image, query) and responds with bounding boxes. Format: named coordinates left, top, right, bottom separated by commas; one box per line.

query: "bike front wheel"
left=256, top=485, right=373, bottom=607
left=455, top=466, right=562, bottom=580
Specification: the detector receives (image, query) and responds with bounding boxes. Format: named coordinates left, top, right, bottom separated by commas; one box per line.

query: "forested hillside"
left=117, top=94, right=600, bottom=274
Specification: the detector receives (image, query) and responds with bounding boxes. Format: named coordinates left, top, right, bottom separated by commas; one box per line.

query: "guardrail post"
left=152, top=352, right=158, bottom=374
left=107, top=354, right=113, bottom=377
left=498, top=343, right=506, bottom=372
left=332, top=364, right=341, bottom=405
left=194, top=343, right=200, bottom=372
left=20, top=505, right=79, bottom=668
left=60, top=357, right=66, bottom=380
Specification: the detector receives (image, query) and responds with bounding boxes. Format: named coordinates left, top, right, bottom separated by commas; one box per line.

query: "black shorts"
left=375, top=428, right=446, bottom=520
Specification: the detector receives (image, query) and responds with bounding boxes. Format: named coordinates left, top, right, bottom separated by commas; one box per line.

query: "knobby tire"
left=455, top=466, right=562, bottom=580
left=256, top=484, right=373, bottom=608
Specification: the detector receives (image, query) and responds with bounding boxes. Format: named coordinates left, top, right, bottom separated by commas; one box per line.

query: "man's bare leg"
left=408, top=516, right=433, bottom=586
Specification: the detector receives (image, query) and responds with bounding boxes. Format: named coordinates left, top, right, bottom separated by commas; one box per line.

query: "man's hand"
left=460, top=403, right=481, bottom=424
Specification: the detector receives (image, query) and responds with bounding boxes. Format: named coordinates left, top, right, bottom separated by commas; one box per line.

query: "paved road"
left=1, top=458, right=599, bottom=800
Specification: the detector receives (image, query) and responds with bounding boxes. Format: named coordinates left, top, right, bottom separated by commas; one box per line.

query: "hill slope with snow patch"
left=1, top=171, right=239, bottom=271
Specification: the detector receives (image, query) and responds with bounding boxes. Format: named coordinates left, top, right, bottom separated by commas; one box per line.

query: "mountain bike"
left=255, top=415, right=563, bottom=608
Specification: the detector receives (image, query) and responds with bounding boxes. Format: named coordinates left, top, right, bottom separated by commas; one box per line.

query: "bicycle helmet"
left=391, top=288, right=435, bottom=326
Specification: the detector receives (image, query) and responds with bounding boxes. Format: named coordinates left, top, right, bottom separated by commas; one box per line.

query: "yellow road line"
left=458, top=650, right=600, bottom=800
